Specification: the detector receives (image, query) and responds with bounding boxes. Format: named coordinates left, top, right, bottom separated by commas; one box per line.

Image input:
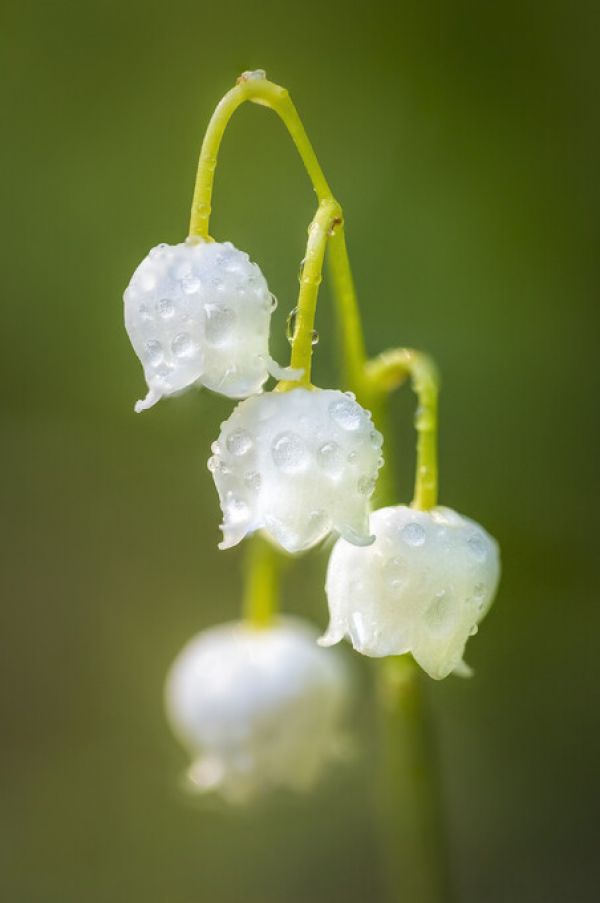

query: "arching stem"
left=189, top=73, right=333, bottom=240
left=365, top=348, right=439, bottom=511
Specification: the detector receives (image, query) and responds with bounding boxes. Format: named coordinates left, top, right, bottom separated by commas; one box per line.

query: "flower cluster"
left=124, top=71, right=501, bottom=803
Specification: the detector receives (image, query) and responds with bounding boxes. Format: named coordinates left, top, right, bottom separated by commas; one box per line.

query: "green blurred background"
left=1, top=1, right=599, bottom=900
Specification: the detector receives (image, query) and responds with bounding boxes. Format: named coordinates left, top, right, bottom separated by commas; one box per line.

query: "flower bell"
left=124, top=239, right=293, bottom=411
left=165, top=617, right=350, bottom=802
left=208, top=387, right=384, bottom=553
left=321, top=505, right=500, bottom=679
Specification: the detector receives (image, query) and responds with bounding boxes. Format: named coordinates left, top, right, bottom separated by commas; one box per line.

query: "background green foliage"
left=1, top=1, right=598, bottom=900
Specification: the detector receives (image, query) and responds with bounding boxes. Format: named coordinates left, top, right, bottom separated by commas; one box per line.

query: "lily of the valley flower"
left=321, top=505, right=500, bottom=679
left=165, top=617, right=350, bottom=803
left=124, top=239, right=293, bottom=411
left=209, top=388, right=384, bottom=553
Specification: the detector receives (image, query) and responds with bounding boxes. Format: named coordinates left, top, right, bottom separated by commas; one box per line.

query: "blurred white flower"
left=124, top=239, right=294, bottom=411
left=209, top=388, right=384, bottom=553
left=165, top=617, right=351, bottom=802
left=321, top=505, right=500, bottom=679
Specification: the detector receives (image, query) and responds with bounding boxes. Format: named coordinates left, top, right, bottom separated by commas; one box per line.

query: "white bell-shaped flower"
left=124, top=239, right=292, bottom=411
left=209, top=388, right=384, bottom=553
left=321, top=505, right=500, bottom=679
left=165, top=617, right=350, bottom=803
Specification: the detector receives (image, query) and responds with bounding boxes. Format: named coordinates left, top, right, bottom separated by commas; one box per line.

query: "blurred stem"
left=242, top=533, right=281, bottom=627
left=376, top=656, right=453, bottom=903
left=326, top=223, right=448, bottom=902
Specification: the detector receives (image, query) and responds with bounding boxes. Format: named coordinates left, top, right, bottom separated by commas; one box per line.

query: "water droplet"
left=205, top=306, right=235, bottom=345
left=225, top=497, right=250, bottom=524
left=472, top=583, right=487, bottom=611
left=425, top=591, right=453, bottom=633
left=158, top=298, right=175, bottom=319
left=329, top=397, right=362, bottom=431
left=401, top=521, right=426, bottom=546
left=271, top=431, right=308, bottom=473
left=469, top=624, right=479, bottom=637
left=286, top=307, right=298, bottom=344
left=171, top=333, right=194, bottom=358
left=311, top=330, right=319, bottom=346
left=347, top=450, right=358, bottom=464
left=138, top=303, right=152, bottom=321
left=181, top=273, right=201, bottom=294
left=269, top=293, right=278, bottom=311
left=226, top=429, right=253, bottom=456
left=383, top=556, right=408, bottom=592
left=208, top=455, right=231, bottom=476
left=144, top=339, right=163, bottom=366
left=316, top=441, right=343, bottom=476
left=358, top=475, right=376, bottom=496
left=244, top=471, right=262, bottom=491
left=297, top=257, right=306, bottom=283
left=467, top=533, right=487, bottom=562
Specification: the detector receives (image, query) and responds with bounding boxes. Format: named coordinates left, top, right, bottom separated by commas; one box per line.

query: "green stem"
left=242, top=533, right=281, bottom=627
left=376, top=656, right=453, bottom=903
left=325, top=234, right=448, bottom=903
left=365, top=348, right=440, bottom=510
left=278, top=199, right=341, bottom=389
left=189, top=72, right=332, bottom=240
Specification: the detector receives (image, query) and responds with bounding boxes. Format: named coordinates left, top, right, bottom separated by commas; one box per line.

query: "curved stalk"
left=365, top=348, right=439, bottom=510
left=189, top=73, right=333, bottom=240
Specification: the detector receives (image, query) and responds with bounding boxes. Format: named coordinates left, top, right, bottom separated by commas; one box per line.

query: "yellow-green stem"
left=365, top=348, right=439, bottom=511
left=242, top=533, right=281, bottom=627
left=189, top=74, right=333, bottom=240
left=277, top=199, right=341, bottom=389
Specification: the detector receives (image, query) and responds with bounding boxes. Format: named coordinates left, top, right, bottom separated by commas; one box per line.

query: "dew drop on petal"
left=226, top=429, right=253, bottom=456
left=157, top=297, right=175, bottom=319
left=329, top=397, right=362, bottom=431
left=316, top=441, right=343, bottom=476
left=401, top=521, right=426, bottom=546
left=144, top=339, right=164, bottom=366
left=467, top=533, right=488, bottom=562
left=425, top=591, right=454, bottom=634
left=244, top=471, right=262, bottom=491
left=205, top=306, right=235, bottom=345
left=172, top=333, right=194, bottom=358
left=225, top=497, right=250, bottom=524
left=383, top=556, right=408, bottom=592
left=271, top=432, right=308, bottom=473
left=357, top=475, right=376, bottom=496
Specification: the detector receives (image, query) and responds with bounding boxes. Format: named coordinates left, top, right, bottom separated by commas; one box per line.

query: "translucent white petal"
left=323, top=505, right=500, bottom=680
left=165, top=617, right=350, bottom=801
left=124, top=240, right=286, bottom=408
left=209, top=388, right=384, bottom=553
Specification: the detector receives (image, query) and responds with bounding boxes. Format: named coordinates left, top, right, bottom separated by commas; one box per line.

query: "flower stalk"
left=189, top=72, right=450, bottom=902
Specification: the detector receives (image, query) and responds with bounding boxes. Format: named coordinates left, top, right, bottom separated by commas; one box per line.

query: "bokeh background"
left=1, top=1, right=599, bottom=900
